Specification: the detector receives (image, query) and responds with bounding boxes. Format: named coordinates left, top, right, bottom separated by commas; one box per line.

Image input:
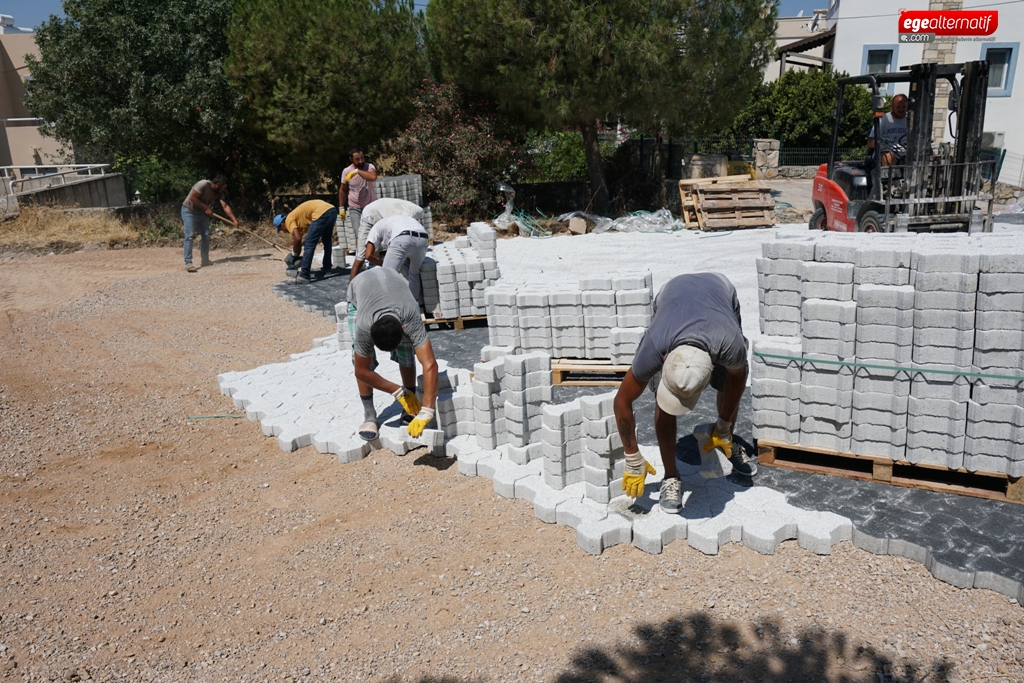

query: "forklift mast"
left=823, top=61, right=993, bottom=232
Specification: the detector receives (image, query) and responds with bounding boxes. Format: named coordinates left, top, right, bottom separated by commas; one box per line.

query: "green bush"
left=728, top=70, right=873, bottom=149
left=382, top=82, right=527, bottom=221
left=116, top=155, right=202, bottom=203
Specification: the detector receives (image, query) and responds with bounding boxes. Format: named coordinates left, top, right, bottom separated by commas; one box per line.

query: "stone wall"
left=754, top=139, right=780, bottom=179
left=778, top=165, right=820, bottom=179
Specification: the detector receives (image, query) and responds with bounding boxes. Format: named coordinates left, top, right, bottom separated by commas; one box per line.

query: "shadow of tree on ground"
left=385, top=611, right=953, bottom=683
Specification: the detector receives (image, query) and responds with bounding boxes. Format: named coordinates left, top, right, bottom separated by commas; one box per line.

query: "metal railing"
left=779, top=146, right=866, bottom=166
left=997, top=151, right=1024, bottom=188
left=1, top=164, right=111, bottom=196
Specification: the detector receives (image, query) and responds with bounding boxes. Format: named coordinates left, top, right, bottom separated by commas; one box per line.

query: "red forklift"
left=810, top=61, right=996, bottom=233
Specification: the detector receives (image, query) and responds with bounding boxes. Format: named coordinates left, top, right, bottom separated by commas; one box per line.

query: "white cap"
left=656, top=345, right=713, bottom=416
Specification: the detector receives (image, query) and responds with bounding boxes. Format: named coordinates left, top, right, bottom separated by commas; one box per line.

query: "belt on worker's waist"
left=396, top=230, right=428, bottom=240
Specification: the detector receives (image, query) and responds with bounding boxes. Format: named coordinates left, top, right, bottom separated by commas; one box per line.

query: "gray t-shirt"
left=348, top=267, right=427, bottom=358
left=630, top=273, right=748, bottom=384
left=182, top=179, right=224, bottom=211
left=867, top=112, right=908, bottom=152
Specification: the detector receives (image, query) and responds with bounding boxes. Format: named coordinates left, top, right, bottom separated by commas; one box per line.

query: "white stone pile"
left=536, top=393, right=625, bottom=503
left=484, top=273, right=653, bottom=362
left=418, top=222, right=501, bottom=320
left=463, top=352, right=552, bottom=457
left=754, top=232, right=1024, bottom=477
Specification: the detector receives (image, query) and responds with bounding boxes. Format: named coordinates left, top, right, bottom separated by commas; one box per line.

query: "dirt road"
left=0, top=247, right=1021, bottom=683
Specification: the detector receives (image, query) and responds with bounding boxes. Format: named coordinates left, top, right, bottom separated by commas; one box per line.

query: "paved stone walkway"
left=227, top=275, right=1024, bottom=603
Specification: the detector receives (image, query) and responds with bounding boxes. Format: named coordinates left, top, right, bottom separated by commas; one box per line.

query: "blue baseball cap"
left=273, top=214, right=286, bottom=231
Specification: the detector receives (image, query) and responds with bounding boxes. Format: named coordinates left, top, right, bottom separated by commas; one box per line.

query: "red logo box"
left=899, top=10, right=998, bottom=36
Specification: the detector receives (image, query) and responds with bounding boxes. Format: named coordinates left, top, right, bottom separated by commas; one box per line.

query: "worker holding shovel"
left=181, top=174, right=239, bottom=272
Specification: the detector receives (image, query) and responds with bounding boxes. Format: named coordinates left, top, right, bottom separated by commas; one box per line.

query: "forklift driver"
left=867, top=94, right=909, bottom=167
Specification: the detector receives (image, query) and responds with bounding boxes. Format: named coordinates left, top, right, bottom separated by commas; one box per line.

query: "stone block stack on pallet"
left=485, top=273, right=653, bottom=366
left=753, top=232, right=1024, bottom=491
left=418, top=222, right=501, bottom=321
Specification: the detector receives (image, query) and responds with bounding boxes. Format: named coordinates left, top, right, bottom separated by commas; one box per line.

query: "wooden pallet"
left=757, top=439, right=1024, bottom=505
left=421, top=314, right=487, bottom=331
left=551, top=358, right=631, bottom=386
left=678, top=176, right=775, bottom=231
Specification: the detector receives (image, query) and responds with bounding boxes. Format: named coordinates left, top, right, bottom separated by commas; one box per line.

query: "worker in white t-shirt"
left=867, top=94, right=909, bottom=167
left=350, top=213, right=430, bottom=307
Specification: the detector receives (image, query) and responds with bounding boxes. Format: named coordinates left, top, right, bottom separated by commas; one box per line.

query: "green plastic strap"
left=752, top=352, right=1024, bottom=383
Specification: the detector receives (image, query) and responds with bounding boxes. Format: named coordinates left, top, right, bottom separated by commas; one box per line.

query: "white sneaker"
left=659, top=478, right=682, bottom=513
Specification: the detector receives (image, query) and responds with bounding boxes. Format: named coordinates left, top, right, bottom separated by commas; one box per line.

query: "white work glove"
left=622, top=450, right=655, bottom=498
left=391, top=387, right=421, bottom=416
left=407, top=407, right=435, bottom=438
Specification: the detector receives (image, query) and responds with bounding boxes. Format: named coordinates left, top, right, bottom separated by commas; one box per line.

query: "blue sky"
left=4, top=0, right=822, bottom=29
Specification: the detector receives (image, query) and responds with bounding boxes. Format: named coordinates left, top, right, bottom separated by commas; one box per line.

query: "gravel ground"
left=1, top=246, right=1022, bottom=683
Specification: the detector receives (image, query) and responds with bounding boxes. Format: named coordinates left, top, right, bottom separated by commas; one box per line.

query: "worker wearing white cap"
left=613, top=272, right=753, bottom=513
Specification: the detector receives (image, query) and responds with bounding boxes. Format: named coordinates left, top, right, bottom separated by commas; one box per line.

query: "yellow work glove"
left=621, top=451, right=656, bottom=498
left=338, top=208, right=346, bottom=221
left=701, top=425, right=733, bottom=459
left=345, top=170, right=359, bottom=182
left=408, top=407, right=435, bottom=438
left=391, top=387, right=422, bottom=416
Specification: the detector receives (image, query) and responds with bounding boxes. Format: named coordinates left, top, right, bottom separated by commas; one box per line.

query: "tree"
left=728, top=69, right=874, bottom=149
left=25, top=0, right=254, bottom=187
left=227, top=0, right=426, bottom=185
left=427, top=0, right=776, bottom=212
left=383, top=81, right=527, bottom=220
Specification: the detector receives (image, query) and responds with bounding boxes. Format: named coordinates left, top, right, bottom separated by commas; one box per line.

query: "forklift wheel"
left=858, top=210, right=884, bottom=233
left=809, top=207, right=827, bottom=231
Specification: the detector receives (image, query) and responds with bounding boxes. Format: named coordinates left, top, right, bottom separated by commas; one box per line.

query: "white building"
left=826, top=0, right=1024, bottom=187
left=765, top=11, right=833, bottom=83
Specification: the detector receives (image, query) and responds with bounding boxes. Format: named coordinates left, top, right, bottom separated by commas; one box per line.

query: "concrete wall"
left=17, top=174, right=128, bottom=209
left=0, top=33, right=62, bottom=166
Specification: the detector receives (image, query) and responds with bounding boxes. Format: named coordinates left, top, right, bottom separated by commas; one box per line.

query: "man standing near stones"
left=349, top=213, right=430, bottom=307
left=273, top=199, right=338, bottom=284
left=181, top=174, right=238, bottom=272
left=613, top=272, right=755, bottom=513
left=338, top=147, right=378, bottom=256
left=348, top=266, right=438, bottom=442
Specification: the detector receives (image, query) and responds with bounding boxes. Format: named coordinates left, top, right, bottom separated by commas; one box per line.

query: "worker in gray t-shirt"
left=180, top=174, right=239, bottom=272
left=613, top=273, right=754, bottom=513
left=347, top=267, right=439, bottom=442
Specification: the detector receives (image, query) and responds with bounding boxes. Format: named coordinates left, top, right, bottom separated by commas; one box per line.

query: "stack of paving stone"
left=906, top=243, right=977, bottom=468
left=503, top=353, right=552, bottom=462
left=484, top=284, right=521, bottom=349
left=540, top=400, right=584, bottom=489
left=757, top=240, right=809, bottom=337
left=797, top=243, right=857, bottom=453
left=419, top=224, right=501, bottom=319
left=580, top=393, right=626, bottom=503
left=517, top=290, right=553, bottom=354
left=471, top=357, right=507, bottom=449
left=750, top=336, right=802, bottom=444
left=485, top=273, right=653, bottom=362
left=966, top=242, right=1024, bottom=477
left=550, top=292, right=585, bottom=358
left=754, top=232, right=1024, bottom=478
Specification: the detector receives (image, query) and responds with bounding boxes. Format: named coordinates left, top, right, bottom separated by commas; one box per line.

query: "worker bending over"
left=274, top=200, right=339, bottom=284
left=354, top=197, right=424, bottom=262
left=350, top=213, right=430, bottom=306
left=613, top=272, right=754, bottom=513
left=348, top=267, right=438, bottom=442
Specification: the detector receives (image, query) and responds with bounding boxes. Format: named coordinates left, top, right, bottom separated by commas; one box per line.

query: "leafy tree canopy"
left=728, top=69, right=874, bottom=149
left=227, top=0, right=426, bottom=184
left=26, top=0, right=247, bottom=176
left=427, top=0, right=776, bottom=210
left=383, top=81, right=527, bottom=220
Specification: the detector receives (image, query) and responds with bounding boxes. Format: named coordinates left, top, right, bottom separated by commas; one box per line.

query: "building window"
left=866, top=49, right=893, bottom=74
left=861, top=45, right=899, bottom=93
left=982, top=43, right=1018, bottom=97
